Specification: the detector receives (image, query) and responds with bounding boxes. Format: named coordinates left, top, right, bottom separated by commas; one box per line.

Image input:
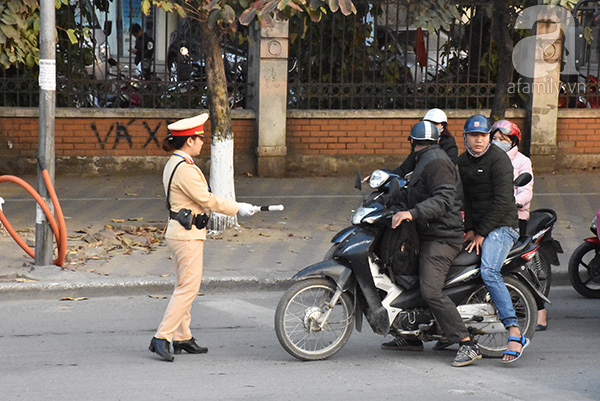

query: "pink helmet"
left=490, top=120, right=521, bottom=145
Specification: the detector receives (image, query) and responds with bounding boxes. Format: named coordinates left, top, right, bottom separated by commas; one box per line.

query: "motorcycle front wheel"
left=568, top=241, right=600, bottom=298
left=461, top=276, right=537, bottom=358
left=275, top=278, right=354, bottom=361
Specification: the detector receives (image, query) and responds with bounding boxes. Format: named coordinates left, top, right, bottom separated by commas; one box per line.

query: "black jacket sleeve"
left=476, top=151, right=516, bottom=237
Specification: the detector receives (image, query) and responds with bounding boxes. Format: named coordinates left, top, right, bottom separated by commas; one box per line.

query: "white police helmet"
left=423, top=108, right=448, bottom=124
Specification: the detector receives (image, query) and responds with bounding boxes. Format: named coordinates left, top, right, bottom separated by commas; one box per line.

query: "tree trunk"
left=199, top=22, right=238, bottom=233
left=490, top=1, right=514, bottom=122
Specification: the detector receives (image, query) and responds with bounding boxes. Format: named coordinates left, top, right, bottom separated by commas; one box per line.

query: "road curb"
left=0, top=276, right=297, bottom=301
left=0, top=272, right=570, bottom=301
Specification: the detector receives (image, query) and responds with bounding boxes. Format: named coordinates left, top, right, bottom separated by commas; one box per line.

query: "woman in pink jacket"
left=491, top=120, right=547, bottom=331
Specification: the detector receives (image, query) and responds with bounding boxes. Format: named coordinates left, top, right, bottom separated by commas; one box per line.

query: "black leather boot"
left=149, top=337, right=174, bottom=362
left=172, top=337, right=208, bottom=354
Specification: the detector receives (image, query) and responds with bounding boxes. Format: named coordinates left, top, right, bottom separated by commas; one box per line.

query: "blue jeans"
left=480, top=226, right=520, bottom=328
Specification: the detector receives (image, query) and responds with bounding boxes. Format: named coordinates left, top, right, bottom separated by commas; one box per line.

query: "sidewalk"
left=1, top=171, right=598, bottom=300
left=0, top=174, right=360, bottom=299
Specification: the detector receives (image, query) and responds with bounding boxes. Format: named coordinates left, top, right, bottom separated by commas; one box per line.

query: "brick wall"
left=0, top=116, right=255, bottom=158
left=0, top=109, right=256, bottom=174
left=0, top=108, right=598, bottom=175
left=287, top=115, right=528, bottom=158
left=557, top=117, right=600, bottom=155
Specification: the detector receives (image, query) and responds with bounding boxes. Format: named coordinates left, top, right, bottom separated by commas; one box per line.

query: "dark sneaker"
left=451, top=344, right=482, bottom=367
left=381, top=337, right=424, bottom=351
left=432, top=339, right=452, bottom=350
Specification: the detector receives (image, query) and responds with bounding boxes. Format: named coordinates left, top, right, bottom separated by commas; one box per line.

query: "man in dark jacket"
left=131, top=23, right=154, bottom=80
left=457, top=114, right=529, bottom=364
left=381, top=121, right=481, bottom=367
left=392, top=109, right=458, bottom=178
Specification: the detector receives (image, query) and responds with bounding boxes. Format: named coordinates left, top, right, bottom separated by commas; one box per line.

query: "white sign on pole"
left=38, top=59, right=56, bottom=91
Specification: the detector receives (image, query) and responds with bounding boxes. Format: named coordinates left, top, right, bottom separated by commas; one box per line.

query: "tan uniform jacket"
left=163, top=150, right=239, bottom=240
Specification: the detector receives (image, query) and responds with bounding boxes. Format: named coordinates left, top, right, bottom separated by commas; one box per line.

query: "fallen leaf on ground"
left=59, top=297, right=89, bottom=301
left=111, top=219, right=125, bottom=223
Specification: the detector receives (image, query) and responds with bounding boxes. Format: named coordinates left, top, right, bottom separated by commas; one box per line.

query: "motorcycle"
left=85, top=58, right=141, bottom=108
left=525, top=209, right=563, bottom=297
left=274, top=170, right=548, bottom=361
left=568, top=208, right=600, bottom=298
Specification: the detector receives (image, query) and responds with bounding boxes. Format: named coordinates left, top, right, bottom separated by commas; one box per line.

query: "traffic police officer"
left=149, top=113, right=257, bottom=361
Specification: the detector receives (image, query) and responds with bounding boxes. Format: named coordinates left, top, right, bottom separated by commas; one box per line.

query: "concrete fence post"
left=526, top=19, right=562, bottom=171
left=249, top=22, right=289, bottom=177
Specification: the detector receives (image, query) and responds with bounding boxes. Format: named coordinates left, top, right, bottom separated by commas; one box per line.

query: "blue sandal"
left=502, top=335, right=529, bottom=364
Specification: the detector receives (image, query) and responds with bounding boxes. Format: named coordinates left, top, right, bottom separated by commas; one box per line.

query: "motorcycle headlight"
left=98, top=42, right=108, bottom=62
left=369, top=170, right=390, bottom=189
left=592, top=215, right=597, bottom=231
left=179, top=46, right=189, bottom=57
left=352, top=206, right=378, bottom=225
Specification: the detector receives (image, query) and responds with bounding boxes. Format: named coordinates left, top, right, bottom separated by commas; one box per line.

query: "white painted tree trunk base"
left=208, top=137, right=237, bottom=233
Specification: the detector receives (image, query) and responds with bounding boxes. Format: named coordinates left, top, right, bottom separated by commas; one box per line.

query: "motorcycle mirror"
left=354, top=170, right=362, bottom=191
left=389, top=178, right=402, bottom=200
left=104, top=21, right=113, bottom=37
left=513, top=172, right=532, bottom=187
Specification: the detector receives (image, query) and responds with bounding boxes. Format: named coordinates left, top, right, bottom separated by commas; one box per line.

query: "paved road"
left=0, top=287, right=598, bottom=401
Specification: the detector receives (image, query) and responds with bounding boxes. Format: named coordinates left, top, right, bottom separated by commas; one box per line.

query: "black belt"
left=169, top=209, right=209, bottom=230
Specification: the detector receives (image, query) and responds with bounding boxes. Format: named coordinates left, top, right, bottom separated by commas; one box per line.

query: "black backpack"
left=378, top=220, right=420, bottom=289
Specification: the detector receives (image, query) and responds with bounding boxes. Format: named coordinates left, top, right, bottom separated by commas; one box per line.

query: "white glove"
left=238, top=202, right=259, bottom=217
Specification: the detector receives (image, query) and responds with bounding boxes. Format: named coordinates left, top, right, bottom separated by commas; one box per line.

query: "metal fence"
left=287, top=0, right=499, bottom=110
left=560, top=0, right=600, bottom=109
left=0, top=0, right=249, bottom=110
left=2, top=1, right=600, bottom=111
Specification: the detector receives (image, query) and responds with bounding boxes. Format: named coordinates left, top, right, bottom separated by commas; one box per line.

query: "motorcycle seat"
left=525, top=209, right=557, bottom=237
left=507, top=237, right=531, bottom=258
left=452, top=249, right=479, bottom=267
left=451, top=237, right=532, bottom=269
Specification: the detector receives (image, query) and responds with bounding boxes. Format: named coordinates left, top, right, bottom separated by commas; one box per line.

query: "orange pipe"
left=0, top=172, right=67, bottom=267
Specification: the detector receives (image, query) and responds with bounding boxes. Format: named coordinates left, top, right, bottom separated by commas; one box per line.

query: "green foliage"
left=0, top=0, right=40, bottom=69
left=1, top=0, right=112, bottom=70
left=145, top=0, right=357, bottom=31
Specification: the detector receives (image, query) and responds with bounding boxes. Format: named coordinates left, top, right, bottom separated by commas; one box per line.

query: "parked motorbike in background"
left=568, top=208, right=600, bottom=298
left=91, top=58, right=141, bottom=108
left=274, top=170, right=547, bottom=361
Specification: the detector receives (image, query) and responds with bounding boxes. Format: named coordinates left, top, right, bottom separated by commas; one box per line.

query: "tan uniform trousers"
left=155, top=239, right=204, bottom=342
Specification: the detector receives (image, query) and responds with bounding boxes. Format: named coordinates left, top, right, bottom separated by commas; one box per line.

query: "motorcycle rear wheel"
left=275, top=278, right=354, bottom=361
left=568, top=241, right=600, bottom=298
left=531, top=250, right=552, bottom=296
left=461, top=276, right=537, bottom=358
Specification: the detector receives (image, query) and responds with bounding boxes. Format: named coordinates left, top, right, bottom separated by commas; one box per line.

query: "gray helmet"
left=410, top=121, right=440, bottom=142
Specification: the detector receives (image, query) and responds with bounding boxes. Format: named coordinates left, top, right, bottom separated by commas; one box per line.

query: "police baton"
left=252, top=204, right=284, bottom=213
